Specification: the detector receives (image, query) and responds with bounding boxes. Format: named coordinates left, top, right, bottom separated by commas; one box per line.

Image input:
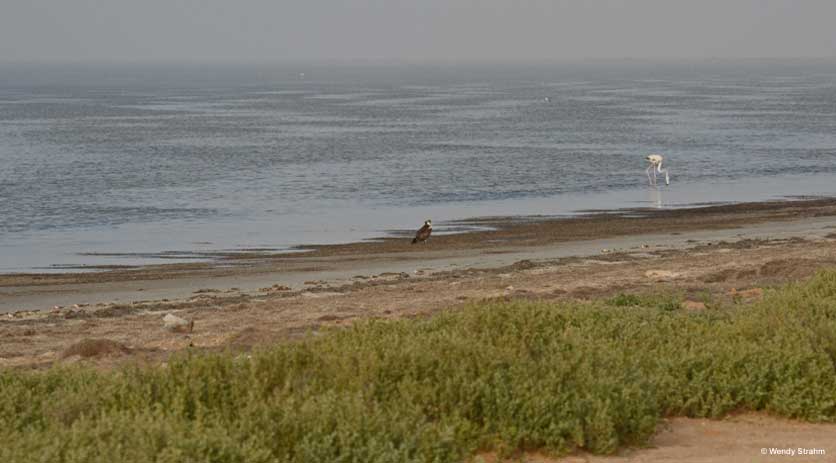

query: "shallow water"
left=1, top=61, right=835, bottom=272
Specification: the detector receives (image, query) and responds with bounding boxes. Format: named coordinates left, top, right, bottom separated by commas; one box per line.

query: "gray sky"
left=2, top=0, right=835, bottom=63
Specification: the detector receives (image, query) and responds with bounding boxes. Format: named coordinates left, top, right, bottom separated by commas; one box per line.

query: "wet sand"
left=4, top=197, right=836, bottom=313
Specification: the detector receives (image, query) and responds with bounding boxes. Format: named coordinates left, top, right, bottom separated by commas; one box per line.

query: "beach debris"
left=379, top=272, right=410, bottom=279
left=259, top=284, right=292, bottom=292
left=163, top=313, right=194, bottom=333
left=511, top=259, right=537, bottom=270
left=194, top=288, right=222, bottom=294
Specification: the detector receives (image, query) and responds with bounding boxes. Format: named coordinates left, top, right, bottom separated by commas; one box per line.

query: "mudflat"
left=4, top=197, right=836, bottom=312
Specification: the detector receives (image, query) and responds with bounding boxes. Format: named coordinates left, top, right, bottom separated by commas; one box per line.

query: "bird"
left=645, top=154, right=670, bottom=186
left=543, top=96, right=551, bottom=103
left=412, top=220, right=432, bottom=244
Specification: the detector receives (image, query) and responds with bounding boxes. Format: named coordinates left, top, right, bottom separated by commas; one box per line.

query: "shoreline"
left=3, top=197, right=836, bottom=313
left=7, top=171, right=836, bottom=275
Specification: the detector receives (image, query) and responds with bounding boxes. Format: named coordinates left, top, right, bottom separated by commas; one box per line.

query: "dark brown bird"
left=412, top=220, right=432, bottom=244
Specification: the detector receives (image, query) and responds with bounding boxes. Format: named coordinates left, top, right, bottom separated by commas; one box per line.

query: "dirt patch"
left=701, top=268, right=739, bottom=283
left=730, top=287, right=765, bottom=302
left=60, top=339, right=131, bottom=359
left=474, top=413, right=836, bottom=463
left=682, top=300, right=707, bottom=310
left=759, top=258, right=818, bottom=279
left=225, top=327, right=283, bottom=351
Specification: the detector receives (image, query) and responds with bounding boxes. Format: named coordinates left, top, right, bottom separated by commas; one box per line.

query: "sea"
left=1, top=60, right=835, bottom=272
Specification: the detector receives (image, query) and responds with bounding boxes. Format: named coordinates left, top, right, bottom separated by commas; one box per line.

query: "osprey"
left=412, top=220, right=432, bottom=244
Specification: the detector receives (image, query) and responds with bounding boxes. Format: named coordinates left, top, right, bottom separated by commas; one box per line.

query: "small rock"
left=163, top=313, right=194, bottom=333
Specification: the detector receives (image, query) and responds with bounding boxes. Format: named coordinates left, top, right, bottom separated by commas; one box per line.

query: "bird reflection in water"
left=648, top=187, right=664, bottom=209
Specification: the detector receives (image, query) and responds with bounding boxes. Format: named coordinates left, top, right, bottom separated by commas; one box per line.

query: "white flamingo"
left=645, top=154, right=670, bottom=186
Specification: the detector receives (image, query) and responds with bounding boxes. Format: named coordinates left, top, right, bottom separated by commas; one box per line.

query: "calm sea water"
left=1, top=61, right=835, bottom=272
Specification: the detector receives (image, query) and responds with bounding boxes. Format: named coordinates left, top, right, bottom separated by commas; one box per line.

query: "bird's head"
left=425, top=220, right=432, bottom=227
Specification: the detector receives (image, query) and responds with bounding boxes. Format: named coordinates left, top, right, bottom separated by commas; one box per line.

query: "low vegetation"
left=3, top=271, right=836, bottom=462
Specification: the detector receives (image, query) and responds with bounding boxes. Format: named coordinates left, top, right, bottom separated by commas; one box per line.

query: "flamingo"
left=645, top=154, right=670, bottom=186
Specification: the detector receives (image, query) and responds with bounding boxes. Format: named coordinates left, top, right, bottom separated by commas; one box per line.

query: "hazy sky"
left=2, top=0, right=835, bottom=63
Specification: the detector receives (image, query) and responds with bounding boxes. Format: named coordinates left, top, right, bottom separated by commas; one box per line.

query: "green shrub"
left=2, top=270, right=836, bottom=462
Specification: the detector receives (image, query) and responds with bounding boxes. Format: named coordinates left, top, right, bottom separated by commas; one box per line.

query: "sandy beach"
left=4, top=198, right=836, bottom=461
left=5, top=197, right=836, bottom=357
